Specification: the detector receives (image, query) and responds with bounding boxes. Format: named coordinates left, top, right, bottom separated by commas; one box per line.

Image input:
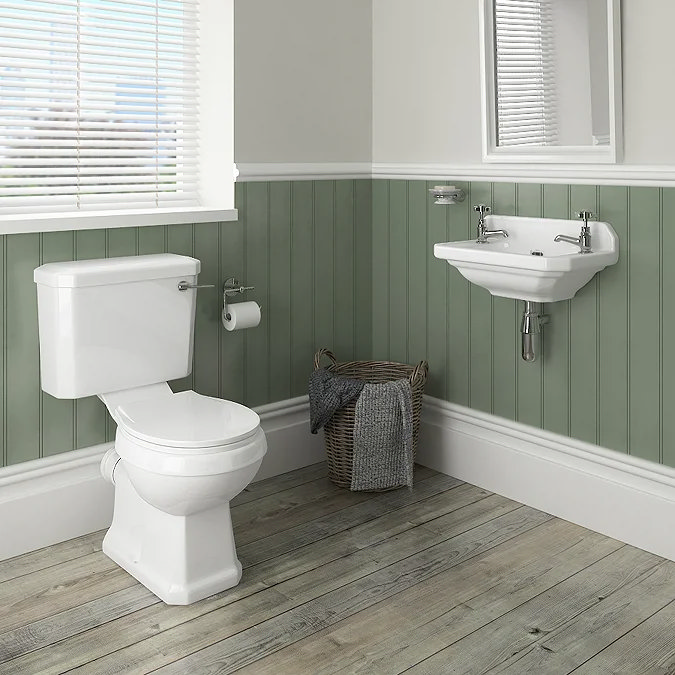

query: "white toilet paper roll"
left=222, top=301, right=261, bottom=331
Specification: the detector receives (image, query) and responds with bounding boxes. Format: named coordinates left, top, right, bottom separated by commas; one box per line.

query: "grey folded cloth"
left=351, top=379, right=414, bottom=491
left=309, top=368, right=365, bottom=434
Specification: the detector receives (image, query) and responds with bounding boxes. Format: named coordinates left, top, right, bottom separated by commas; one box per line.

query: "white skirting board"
left=0, top=396, right=324, bottom=561
left=419, top=396, right=675, bottom=563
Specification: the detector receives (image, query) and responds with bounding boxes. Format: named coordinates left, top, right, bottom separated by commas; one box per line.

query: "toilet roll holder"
left=223, top=277, right=255, bottom=321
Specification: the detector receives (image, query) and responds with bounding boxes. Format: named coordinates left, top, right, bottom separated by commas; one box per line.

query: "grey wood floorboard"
left=403, top=545, right=662, bottom=675
left=234, top=519, right=625, bottom=675
left=569, top=599, right=675, bottom=674
left=1, top=462, right=674, bottom=675
left=230, top=461, right=329, bottom=507
left=0, top=475, right=475, bottom=670
left=238, top=472, right=463, bottom=566
left=493, top=561, right=675, bottom=674
left=39, top=487, right=506, bottom=674
left=0, top=530, right=103, bottom=584
left=0, top=470, right=469, bottom=673
left=144, top=507, right=553, bottom=674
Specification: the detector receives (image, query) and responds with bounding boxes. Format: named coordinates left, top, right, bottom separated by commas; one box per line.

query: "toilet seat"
left=116, top=390, right=260, bottom=451
left=114, top=390, right=266, bottom=476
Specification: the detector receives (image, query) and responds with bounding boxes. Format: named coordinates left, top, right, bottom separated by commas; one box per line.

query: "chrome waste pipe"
left=520, top=301, right=548, bottom=362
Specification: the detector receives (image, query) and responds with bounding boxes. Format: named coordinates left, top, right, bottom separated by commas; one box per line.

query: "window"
left=0, top=0, right=234, bottom=232
left=494, top=0, right=558, bottom=147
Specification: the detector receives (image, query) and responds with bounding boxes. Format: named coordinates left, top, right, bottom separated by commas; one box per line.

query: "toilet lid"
left=115, top=390, right=260, bottom=450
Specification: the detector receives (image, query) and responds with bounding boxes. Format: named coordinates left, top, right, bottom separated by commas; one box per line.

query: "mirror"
left=479, top=0, right=622, bottom=163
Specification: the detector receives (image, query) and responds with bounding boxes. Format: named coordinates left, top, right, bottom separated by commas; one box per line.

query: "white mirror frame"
left=479, top=0, right=623, bottom=164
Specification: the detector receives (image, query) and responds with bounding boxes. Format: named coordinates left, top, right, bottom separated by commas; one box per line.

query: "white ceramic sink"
left=434, top=214, right=619, bottom=302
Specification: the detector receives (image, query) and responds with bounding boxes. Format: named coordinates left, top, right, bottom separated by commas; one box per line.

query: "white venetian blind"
left=0, top=0, right=199, bottom=215
left=494, top=0, right=558, bottom=147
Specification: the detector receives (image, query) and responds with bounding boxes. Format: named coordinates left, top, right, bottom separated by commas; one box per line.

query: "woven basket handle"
left=410, top=360, right=429, bottom=387
left=314, top=348, right=338, bottom=370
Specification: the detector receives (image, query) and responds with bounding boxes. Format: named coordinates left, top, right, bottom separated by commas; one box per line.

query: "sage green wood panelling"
left=515, top=183, right=544, bottom=429
left=371, top=179, right=673, bottom=470
left=289, top=182, right=314, bottom=397
left=2, top=177, right=672, bottom=472
left=313, top=181, right=335, bottom=361
left=541, top=184, right=572, bottom=437
left=468, top=183, right=493, bottom=414
left=598, top=187, right=629, bottom=454
left=446, top=182, right=470, bottom=407
left=371, top=180, right=390, bottom=360
left=388, top=181, right=409, bottom=366
left=243, top=182, right=270, bottom=407
left=407, top=181, right=428, bottom=367
left=425, top=184, right=449, bottom=400
left=569, top=185, right=600, bottom=446
left=193, top=223, right=221, bottom=399
left=353, top=180, right=373, bottom=361
left=628, top=188, right=661, bottom=463
left=5, top=235, right=41, bottom=465
left=662, top=189, right=675, bottom=467
left=268, top=182, right=293, bottom=402
left=40, top=232, right=76, bottom=458
left=0, top=180, right=372, bottom=468
left=223, top=184, right=246, bottom=403
left=491, top=183, right=517, bottom=421
left=137, top=224, right=166, bottom=255
left=333, top=181, right=356, bottom=362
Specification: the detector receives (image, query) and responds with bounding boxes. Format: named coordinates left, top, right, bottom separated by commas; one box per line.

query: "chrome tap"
left=554, top=210, right=594, bottom=254
left=474, top=204, right=508, bottom=243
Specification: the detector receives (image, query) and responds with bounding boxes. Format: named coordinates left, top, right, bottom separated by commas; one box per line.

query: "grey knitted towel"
left=350, top=379, right=414, bottom=491
left=308, top=368, right=365, bottom=434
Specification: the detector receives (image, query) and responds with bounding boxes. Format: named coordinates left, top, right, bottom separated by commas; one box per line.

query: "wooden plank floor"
left=1, top=463, right=675, bottom=674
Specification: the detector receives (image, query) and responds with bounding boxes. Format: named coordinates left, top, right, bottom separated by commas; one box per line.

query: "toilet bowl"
left=101, top=390, right=267, bottom=605
left=33, top=254, right=267, bottom=605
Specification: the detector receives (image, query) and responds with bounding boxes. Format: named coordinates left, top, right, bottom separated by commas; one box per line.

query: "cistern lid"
left=116, top=390, right=260, bottom=450
left=34, top=253, right=200, bottom=288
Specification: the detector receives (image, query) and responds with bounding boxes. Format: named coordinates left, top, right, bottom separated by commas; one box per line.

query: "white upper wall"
left=234, top=0, right=372, bottom=164
left=372, top=0, right=480, bottom=165
left=234, top=0, right=675, bottom=167
left=621, top=0, right=675, bottom=164
left=372, top=0, right=675, bottom=166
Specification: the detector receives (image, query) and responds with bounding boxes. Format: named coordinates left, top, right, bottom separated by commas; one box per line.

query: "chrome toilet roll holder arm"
left=223, top=277, right=255, bottom=321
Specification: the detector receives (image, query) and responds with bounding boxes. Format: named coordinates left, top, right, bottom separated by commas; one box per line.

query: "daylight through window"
left=0, top=0, right=199, bottom=215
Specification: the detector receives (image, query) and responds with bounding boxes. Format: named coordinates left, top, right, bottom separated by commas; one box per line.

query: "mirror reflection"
left=493, top=0, right=609, bottom=148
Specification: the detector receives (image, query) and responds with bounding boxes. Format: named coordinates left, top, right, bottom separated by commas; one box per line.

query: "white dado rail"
left=236, top=162, right=675, bottom=187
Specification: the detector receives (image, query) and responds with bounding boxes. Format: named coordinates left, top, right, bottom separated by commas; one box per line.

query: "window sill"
left=0, top=207, right=238, bottom=236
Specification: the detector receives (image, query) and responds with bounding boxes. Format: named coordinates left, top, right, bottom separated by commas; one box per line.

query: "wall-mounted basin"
left=434, top=214, right=619, bottom=303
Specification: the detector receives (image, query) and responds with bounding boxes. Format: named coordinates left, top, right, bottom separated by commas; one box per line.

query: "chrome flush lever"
left=177, top=281, right=216, bottom=291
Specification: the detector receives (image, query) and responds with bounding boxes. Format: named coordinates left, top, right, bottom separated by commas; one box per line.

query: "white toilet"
left=33, top=253, right=267, bottom=605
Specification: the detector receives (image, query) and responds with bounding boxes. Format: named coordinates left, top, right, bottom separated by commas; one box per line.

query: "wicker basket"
left=313, top=348, right=429, bottom=489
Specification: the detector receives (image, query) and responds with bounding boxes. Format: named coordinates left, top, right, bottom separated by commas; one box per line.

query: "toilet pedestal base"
left=102, top=464, right=242, bottom=605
